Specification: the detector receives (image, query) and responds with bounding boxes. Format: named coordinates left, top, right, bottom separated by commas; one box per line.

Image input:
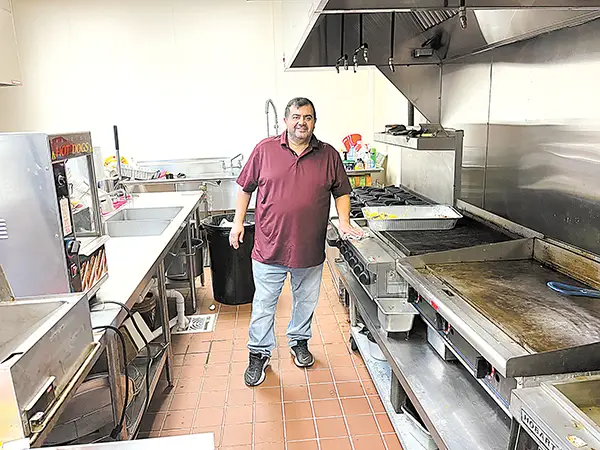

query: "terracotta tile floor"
left=139, top=268, right=402, bottom=450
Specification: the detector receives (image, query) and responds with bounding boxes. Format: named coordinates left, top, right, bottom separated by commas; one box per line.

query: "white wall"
left=0, top=0, right=410, bottom=165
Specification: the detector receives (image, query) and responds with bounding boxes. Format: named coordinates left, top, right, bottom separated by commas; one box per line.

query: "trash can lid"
left=203, top=213, right=255, bottom=229
left=218, top=218, right=254, bottom=227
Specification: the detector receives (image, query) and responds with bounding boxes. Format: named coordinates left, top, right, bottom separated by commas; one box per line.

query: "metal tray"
left=362, top=205, right=462, bottom=231
left=375, top=298, right=419, bottom=333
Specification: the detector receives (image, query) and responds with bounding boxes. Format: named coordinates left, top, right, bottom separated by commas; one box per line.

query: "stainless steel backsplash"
left=440, top=18, right=600, bottom=256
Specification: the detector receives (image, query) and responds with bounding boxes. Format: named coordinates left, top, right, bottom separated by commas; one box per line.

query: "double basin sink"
left=104, top=206, right=183, bottom=238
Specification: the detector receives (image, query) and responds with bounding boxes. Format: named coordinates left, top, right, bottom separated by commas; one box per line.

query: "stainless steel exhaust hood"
left=286, top=1, right=600, bottom=121
left=290, top=6, right=600, bottom=68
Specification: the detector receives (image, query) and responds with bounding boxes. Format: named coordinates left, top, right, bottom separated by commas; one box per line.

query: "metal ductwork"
left=287, top=1, right=600, bottom=121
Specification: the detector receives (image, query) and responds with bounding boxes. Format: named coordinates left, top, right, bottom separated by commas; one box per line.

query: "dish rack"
left=120, top=165, right=158, bottom=180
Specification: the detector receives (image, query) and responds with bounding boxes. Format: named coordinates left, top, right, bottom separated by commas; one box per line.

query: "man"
left=229, top=97, right=362, bottom=387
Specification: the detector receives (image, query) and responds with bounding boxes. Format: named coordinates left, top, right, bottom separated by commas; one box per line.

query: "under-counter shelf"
left=336, top=262, right=510, bottom=450
left=374, top=132, right=461, bottom=151
left=127, top=342, right=169, bottom=437
left=350, top=326, right=432, bottom=450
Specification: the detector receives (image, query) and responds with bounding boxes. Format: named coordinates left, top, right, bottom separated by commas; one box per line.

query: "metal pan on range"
left=362, top=205, right=463, bottom=231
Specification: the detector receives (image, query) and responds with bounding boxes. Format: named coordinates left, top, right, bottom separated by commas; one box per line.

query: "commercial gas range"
left=329, top=193, right=600, bottom=416
left=349, top=185, right=430, bottom=219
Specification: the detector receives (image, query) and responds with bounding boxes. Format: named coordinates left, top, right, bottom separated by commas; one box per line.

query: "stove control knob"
left=353, top=263, right=364, bottom=276
left=348, top=256, right=357, bottom=267
left=65, top=239, right=80, bottom=257
left=358, top=271, right=371, bottom=285
left=56, top=174, right=66, bottom=187
left=342, top=249, right=352, bottom=260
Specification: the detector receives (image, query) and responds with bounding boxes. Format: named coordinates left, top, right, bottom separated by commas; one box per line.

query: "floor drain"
left=171, top=314, right=217, bottom=335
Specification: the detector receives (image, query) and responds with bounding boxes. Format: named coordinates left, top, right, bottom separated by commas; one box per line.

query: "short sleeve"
left=331, top=149, right=352, bottom=198
left=236, top=146, right=262, bottom=192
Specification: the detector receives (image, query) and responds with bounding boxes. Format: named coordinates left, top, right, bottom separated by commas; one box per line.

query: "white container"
left=368, top=338, right=386, bottom=361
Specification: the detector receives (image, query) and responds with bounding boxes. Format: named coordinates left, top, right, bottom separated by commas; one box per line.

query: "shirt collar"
left=280, top=131, right=320, bottom=153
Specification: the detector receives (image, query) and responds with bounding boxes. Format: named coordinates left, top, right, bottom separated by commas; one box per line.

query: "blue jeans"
left=248, top=260, right=324, bottom=356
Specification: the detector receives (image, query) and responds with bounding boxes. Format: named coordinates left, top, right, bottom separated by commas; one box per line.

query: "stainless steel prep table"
left=83, top=192, right=203, bottom=443
left=336, top=261, right=511, bottom=450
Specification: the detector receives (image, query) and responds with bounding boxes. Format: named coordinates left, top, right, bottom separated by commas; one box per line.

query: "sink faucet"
left=230, top=153, right=243, bottom=171
left=265, top=99, right=279, bottom=137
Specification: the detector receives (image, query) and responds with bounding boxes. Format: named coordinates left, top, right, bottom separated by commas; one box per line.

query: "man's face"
left=284, top=104, right=316, bottom=143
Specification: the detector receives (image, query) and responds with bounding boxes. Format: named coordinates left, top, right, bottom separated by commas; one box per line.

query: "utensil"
left=547, top=281, right=600, bottom=298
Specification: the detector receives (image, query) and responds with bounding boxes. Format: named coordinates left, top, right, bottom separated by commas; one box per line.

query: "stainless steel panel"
left=0, top=293, right=93, bottom=442
left=484, top=19, right=600, bottom=256
left=207, top=179, right=239, bottom=211
left=511, top=383, right=600, bottom=450
left=378, top=65, right=442, bottom=123
left=441, top=18, right=600, bottom=257
left=0, top=133, right=70, bottom=297
left=442, top=62, right=492, bottom=208
left=401, top=149, right=456, bottom=204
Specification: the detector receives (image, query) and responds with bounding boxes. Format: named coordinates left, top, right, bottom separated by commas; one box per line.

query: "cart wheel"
left=350, top=336, right=358, bottom=352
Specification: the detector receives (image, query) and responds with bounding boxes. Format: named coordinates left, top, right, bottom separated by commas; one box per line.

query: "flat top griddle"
left=380, top=217, right=513, bottom=256
left=424, top=260, right=600, bottom=354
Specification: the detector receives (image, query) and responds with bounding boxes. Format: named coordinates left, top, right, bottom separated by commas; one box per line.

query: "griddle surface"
left=426, top=260, right=600, bottom=353
left=381, top=217, right=512, bottom=256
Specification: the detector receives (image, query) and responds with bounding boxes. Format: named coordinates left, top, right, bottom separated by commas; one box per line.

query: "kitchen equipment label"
left=60, top=198, right=72, bottom=236
left=521, top=409, right=560, bottom=450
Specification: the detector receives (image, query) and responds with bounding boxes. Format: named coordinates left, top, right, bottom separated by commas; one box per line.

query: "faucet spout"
left=265, top=99, right=280, bottom=137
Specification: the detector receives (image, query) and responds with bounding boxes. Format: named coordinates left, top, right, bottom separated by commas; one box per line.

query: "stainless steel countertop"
left=336, top=261, right=511, bottom=450
left=44, top=433, right=214, bottom=450
left=91, top=191, right=203, bottom=334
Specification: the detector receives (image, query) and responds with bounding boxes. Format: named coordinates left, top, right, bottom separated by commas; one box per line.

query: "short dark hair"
left=284, top=97, right=317, bottom=121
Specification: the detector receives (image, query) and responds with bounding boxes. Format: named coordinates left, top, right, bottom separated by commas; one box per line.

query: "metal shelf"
left=126, top=342, right=168, bottom=438
left=346, top=168, right=384, bottom=175
left=374, top=133, right=457, bottom=151
left=350, top=326, right=431, bottom=450
left=336, top=262, right=510, bottom=450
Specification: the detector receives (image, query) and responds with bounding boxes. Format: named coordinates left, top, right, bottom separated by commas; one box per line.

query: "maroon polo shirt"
left=237, top=132, right=351, bottom=268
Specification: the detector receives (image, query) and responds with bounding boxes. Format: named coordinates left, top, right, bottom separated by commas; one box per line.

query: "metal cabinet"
left=0, top=0, right=22, bottom=86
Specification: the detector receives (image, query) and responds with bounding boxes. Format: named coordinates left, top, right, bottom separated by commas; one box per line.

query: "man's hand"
left=338, top=221, right=364, bottom=239
left=229, top=222, right=245, bottom=249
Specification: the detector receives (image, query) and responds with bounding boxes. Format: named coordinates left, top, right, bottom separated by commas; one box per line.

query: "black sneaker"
left=290, top=340, right=315, bottom=368
left=244, top=352, right=270, bottom=386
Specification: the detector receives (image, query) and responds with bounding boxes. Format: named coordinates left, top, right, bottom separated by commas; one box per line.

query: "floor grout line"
left=153, top=270, right=402, bottom=449
left=315, top=283, right=356, bottom=450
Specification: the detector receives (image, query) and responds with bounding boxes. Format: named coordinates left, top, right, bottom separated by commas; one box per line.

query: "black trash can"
left=203, top=213, right=255, bottom=305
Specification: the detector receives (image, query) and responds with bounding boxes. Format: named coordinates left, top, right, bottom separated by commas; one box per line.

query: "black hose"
left=92, top=300, right=154, bottom=423
left=92, top=325, right=129, bottom=439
